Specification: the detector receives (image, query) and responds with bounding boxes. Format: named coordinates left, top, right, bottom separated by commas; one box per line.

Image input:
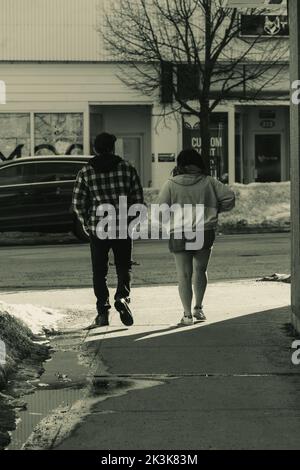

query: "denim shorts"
left=169, top=229, right=216, bottom=254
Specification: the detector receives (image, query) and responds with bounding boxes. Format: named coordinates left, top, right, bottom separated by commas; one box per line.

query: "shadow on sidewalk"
left=54, top=304, right=300, bottom=450
left=86, top=305, right=296, bottom=377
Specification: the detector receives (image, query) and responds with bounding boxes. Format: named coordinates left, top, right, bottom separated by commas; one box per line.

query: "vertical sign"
left=182, top=113, right=229, bottom=182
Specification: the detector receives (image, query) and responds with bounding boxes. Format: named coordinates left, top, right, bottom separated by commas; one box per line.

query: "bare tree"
left=102, top=0, right=288, bottom=170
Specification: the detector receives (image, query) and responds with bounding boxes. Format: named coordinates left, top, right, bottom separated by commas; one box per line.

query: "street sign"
left=158, top=153, right=175, bottom=163
left=240, top=14, right=289, bottom=36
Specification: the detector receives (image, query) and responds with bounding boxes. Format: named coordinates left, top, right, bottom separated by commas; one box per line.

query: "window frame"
left=0, top=111, right=85, bottom=162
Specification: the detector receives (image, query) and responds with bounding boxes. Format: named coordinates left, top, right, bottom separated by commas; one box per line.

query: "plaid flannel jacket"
left=72, top=158, right=144, bottom=238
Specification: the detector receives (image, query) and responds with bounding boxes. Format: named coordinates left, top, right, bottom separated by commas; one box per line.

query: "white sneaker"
left=193, top=307, right=206, bottom=322
left=178, top=315, right=194, bottom=326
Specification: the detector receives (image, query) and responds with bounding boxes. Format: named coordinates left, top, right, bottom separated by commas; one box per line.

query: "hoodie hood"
left=89, top=153, right=122, bottom=172
left=170, top=173, right=206, bottom=187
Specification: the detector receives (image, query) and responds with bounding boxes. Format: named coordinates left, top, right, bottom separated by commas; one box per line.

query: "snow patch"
left=145, top=182, right=291, bottom=229
left=219, top=182, right=290, bottom=227
left=0, top=302, right=63, bottom=335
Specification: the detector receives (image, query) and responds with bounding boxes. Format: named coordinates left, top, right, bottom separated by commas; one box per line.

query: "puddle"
left=22, top=376, right=164, bottom=450
left=7, top=387, right=85, bottom=450
left=5, top=338, right=166, bottom=450
left=6, top=349, right=89, bottom=450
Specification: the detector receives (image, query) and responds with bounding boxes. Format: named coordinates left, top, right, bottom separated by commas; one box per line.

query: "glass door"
left=254, top=134, right=281, bottom=182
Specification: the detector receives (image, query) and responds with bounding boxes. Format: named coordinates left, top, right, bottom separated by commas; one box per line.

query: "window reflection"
left=34, top=113, right=84, bottom=156
left=0, top=114, right=30, bottom=162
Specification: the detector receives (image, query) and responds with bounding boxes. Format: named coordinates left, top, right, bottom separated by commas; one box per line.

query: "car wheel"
left=73, top=219, right=90, bottom=243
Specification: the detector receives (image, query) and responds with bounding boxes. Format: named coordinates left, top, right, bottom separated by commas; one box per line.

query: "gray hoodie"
left=157, top=173, right=235, bottom=232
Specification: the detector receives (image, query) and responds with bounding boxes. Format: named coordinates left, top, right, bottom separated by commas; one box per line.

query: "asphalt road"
left=0, top=233, right=290, bottom=290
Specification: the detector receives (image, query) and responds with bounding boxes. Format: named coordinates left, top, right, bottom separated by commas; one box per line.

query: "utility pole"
left=289, top=0, right=300, bottom=332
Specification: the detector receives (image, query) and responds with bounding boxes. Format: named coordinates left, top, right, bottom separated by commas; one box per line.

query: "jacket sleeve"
left=72, top=169, right=89, bottom=230
left=128, top=167, right=144, bottom=206
left=211, top=178, right=235, bottom=213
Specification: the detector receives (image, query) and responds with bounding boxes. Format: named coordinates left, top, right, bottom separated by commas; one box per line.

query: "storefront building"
left=0, top=0, right=290, bottom=188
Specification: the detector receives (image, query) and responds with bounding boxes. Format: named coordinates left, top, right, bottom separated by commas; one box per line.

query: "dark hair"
left=172, top=148, right=208, bottom=176
left=94, top=132, right=117, bottom=154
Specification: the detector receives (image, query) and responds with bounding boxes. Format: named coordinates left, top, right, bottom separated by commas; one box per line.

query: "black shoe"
left=94, top=313, right=109, bottom=327
left=114, top=298, right=134, bottom=327
left=86, top=315, right=109, bottom=330
left=85, top=307, right=109, bottom=329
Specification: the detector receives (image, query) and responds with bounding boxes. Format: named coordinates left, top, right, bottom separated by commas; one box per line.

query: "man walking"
left=72, top=133, right=144, bottom=327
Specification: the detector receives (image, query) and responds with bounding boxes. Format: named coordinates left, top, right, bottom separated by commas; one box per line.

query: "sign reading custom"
left=182, top=113, right=228, bottom=182
left=240, top=15, right=289, bottom=37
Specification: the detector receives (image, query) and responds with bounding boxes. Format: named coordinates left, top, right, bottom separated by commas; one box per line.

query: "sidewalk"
left=2, top=281, right=300, bottom=450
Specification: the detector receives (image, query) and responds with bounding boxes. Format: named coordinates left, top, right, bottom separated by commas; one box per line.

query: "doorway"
left=115, top=136, right=142, bottom=176
left=89, top=105, right=151, bottom=186
left=238, top=106, right=290, bottom=183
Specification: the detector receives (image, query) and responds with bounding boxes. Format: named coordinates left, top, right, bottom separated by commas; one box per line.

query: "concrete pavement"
left=4, top=280, right=300, bottom=450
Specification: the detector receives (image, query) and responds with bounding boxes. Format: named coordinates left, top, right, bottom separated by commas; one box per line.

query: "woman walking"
left=158, top=149, right=235, bottom=326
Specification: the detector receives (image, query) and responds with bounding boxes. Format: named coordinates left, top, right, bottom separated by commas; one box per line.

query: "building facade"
left=0, top=0, right=290, bottom=188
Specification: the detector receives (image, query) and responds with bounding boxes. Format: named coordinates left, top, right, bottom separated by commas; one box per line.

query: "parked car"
left=0, top=156, right=92, bottom=241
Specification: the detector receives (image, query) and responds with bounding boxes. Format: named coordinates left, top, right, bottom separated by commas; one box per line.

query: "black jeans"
left=90, top=236, right=133, bottom=313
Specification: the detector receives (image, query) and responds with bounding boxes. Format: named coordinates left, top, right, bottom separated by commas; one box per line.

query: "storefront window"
left=0, top=113, right=30, bottom=162
left=34, top=113, right=84, bottom=156
left=182, top=113, right=228, bottom=182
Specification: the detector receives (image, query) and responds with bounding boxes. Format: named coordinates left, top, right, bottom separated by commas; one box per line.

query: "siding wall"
left=1, top=63, right=151, bottom=108
left=0, top=0, right=289, bottom=63
left=0, top=0, right=109, bottom=61
left=0, top=63, right=155, bottom=182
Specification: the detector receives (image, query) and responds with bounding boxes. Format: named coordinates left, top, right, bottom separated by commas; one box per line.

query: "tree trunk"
left=200, top=103, right=211, bottom=175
